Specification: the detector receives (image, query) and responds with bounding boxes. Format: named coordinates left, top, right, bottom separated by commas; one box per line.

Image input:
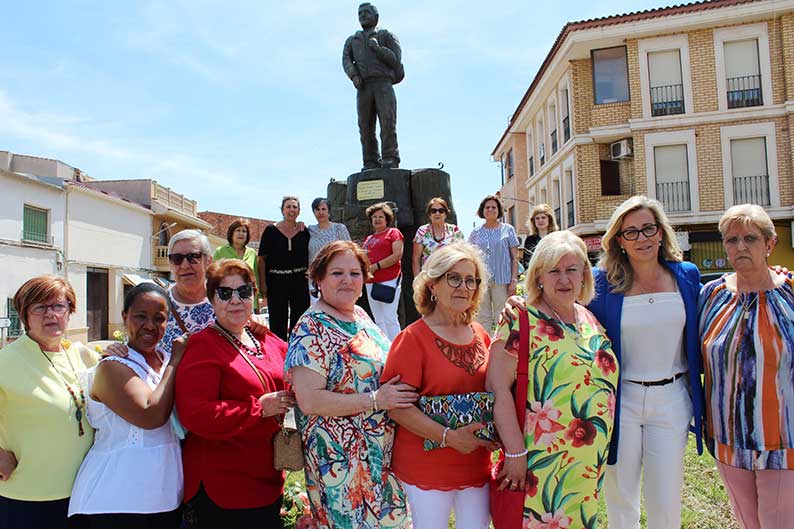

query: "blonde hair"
left=413, top=242, right=490, bottom=324
left=718, top=204, right=776, bottom=241
left=524, top=231, right=594, bottom=304
left=597, top=195, right=682, bottom=293
left=526, top=203, right=559, bottom=235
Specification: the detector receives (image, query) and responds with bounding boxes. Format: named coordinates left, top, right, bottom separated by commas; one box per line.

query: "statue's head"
left=358, top=3, right=379, bottom=29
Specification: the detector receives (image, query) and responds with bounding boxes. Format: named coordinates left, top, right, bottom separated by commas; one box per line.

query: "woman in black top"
left=257, top=196, right=310, bottom=341
left=521, top=203, right=558, bottom=267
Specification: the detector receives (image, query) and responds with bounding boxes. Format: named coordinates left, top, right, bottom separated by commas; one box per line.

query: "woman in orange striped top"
left=698, top=204, right=794, bottom=529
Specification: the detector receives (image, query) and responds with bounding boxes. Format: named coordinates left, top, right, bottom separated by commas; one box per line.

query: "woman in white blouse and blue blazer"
left=588, top=196, right=704, bottom=529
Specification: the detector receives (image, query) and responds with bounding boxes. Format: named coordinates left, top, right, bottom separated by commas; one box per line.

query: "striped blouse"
left=698, top=276, right=794, bottom=470
left=467, top=223, right=519, bottom=284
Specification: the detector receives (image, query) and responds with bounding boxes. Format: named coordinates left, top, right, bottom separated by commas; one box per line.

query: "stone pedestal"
left=326, top=167, right=457, bottom=326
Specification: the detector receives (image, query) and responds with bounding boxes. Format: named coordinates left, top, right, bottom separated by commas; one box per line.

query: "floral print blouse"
left=412, top=223, right=464, bottom=268
left=494, top=303, right=619, bottom=529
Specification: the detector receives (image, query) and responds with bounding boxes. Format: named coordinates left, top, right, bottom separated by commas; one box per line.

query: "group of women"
left=0, top=194, right=791, bottom=529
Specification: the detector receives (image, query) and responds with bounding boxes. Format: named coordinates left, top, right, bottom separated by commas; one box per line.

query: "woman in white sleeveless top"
left=69, top=283, right=186, bottom=529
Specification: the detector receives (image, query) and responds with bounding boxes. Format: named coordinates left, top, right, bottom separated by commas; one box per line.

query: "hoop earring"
left=430, top=293, right=437, bottom=302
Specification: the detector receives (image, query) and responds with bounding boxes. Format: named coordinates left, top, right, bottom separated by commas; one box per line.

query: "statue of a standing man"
left=343, top=3, right=404, bottom=170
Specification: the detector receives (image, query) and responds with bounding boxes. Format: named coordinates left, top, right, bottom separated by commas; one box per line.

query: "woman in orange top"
left=382, top=242, right=496, bottom=529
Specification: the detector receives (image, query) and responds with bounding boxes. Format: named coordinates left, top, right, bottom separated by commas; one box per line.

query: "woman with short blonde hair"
left=383, top=242, right=496, bottom=528
left=487, top=231, right=618, bottom=529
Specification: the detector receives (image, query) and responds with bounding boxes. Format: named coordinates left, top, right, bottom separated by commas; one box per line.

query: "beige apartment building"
left=493, top=0, right=794, bottom=270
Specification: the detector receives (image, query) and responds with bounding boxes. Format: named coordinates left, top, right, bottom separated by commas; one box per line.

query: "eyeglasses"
left=618, top=224, right=659, bottom=241
left=444, top=273, right=481, bottom=291
left=215, top=284, right=255, bottom=302
left=429, top=208, right=447, bottom=215
left=30, top=303, right=70, bottom=316
left=724, top=234, right=763, bottom=246
left=168, top=252, right=204, bottom=265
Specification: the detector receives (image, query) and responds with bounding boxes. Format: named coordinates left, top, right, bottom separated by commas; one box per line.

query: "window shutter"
left=730, top=137, right=767, bottom=177
left=653, top=145, right=688, bottom=184
left=724, top=39, right=760, bottom=78
left=648, top=50, right=682, bottom=87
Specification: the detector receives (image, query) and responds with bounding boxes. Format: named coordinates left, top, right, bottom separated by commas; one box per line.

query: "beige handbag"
left=212, top=324, right=305, bottom=471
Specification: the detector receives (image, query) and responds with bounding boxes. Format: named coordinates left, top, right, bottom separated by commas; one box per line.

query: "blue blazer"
left=588, top=260, right=705, bottom=465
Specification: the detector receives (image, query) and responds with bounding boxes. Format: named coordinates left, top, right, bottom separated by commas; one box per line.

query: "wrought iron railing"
left=566, top=200, right=574, bottom=227
left=733, top=174, right=770, bottom=206
left=562, top=116, right=570, bottom=143
left=656, top=180, right=691, bottom=212
left=550, top=130, right=558, bottom=155
left=650, top=83, right=685, bottom=116
left=727, top=74, right=762, bottom=108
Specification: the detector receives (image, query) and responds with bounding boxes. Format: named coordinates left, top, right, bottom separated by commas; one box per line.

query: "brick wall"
left=689, top=28, right=719, bottom=113
left=497, top=134, right=531, bottom=235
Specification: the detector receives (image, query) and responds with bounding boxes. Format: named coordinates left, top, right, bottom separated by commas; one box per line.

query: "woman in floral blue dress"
left=286, top=240, right=417, bottom=529
left=487, top=231, right=619, bottom=529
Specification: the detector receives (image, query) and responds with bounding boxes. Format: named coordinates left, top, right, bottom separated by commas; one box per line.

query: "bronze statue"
left=342, top=3, right=404, bottom=171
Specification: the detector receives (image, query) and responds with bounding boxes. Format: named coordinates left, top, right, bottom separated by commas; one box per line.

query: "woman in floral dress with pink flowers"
left=487, top=231, right=619, bottom=529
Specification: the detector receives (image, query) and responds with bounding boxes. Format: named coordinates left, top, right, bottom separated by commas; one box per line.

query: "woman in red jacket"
left=175, top=258, right=296, bottom=529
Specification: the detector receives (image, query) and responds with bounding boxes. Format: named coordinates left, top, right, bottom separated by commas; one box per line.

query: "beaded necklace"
left=40, top=346, right=86, bottom=437
left=215, top=323, right=263, bottom=359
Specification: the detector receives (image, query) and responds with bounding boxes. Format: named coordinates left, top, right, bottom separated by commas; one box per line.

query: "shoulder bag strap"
left=514, top=309, right=531, bottom=432
left=211, top=324, right=268, bottom=392
left=168, top=294, right=189, bottom=334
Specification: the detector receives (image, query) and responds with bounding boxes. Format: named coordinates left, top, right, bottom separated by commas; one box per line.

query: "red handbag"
left=490, top=309, right=530, bottom=529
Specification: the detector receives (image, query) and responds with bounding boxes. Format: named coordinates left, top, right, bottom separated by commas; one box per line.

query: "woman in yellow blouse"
left=213, top=219, right=260, bottom=309
left=0, top=275, right=98, bottom=529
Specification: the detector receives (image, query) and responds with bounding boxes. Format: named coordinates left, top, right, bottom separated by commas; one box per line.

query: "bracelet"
left=504, top=448, right=529, bottom=458
left=440, top=427, right=451, bottom=448
left=369, top=390, right=379, bottom=411
left=376, top=262, right=382, bottom=270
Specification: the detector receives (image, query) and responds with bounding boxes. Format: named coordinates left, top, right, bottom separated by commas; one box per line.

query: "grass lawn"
left=285, top=438, right=738, bottom=529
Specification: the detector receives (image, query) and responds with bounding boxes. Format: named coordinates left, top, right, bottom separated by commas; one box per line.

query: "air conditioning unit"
left=610, top=139, right=633, bottom=160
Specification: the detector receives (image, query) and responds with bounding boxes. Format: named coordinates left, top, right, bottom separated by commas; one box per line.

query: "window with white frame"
left=507, top=149, right=515, bottom=179
left=714, top=23, right=772, bottom=111
left=552, top=179, right=561, bottom=226
left=653, top=144, right=691, bottom=212
left=549, top=102, right=558, bottom=155
left=720, top=122, right=778, bottom=208
left=527, top=130, right=535, bottom=176
left=592, top=46, right=629, bottom=104
left=648, top=50, right=684, bottom=116
left=560, top=87, right=571, bottom=143
left=644, top=129, right=699, bottom=212
left=730, top=137, right=769, bottom=206
left=537, top=118, right=546, bottom=166
left=724, top=40, right=762, bottom=108
left=564, top=169, right=575, bottom=227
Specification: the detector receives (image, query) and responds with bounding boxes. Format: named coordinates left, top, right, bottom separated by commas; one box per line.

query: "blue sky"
left=0, top=0, right=662, bottom=233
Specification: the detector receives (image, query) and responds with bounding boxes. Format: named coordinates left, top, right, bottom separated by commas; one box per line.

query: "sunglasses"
left=444, top=272, right=481, bottom=291
left=168, top=252, right=204, bottom=265
left=215, top=284, right=255, bottom=302
left=429, top=208, right=447, bottom=214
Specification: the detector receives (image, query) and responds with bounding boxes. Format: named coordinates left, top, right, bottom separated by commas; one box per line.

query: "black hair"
left=312, top=197, right=330, bottom=211
left=123, top=282, right=169, bottom=314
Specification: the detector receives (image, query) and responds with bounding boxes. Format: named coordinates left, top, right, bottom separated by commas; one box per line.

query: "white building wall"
left=0, top=172, right=66, bottom=329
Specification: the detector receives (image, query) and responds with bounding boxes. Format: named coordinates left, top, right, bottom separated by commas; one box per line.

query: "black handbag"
left=370, top=274, right=401, bottom=303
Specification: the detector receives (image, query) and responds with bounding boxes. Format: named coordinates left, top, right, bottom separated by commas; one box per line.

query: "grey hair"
left=168, top=229, right=212, bottom=256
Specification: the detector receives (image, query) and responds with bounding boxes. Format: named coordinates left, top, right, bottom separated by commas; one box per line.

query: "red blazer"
left=175, top=326, right=287, bottom=509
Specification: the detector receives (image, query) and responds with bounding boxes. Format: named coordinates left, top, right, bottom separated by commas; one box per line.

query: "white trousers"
left=604, top=376, right=693, bottom=529
left=401, top=482, right=490, bottom=529
left=366, top=277, right=401, bottom=341
left=476, top=281, right=508, bottom=334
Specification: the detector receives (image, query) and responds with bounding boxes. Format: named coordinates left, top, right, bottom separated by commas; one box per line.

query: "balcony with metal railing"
left=727, top=74, right=762, bottom=109
left=650, top=84, right=684, bottom=117
left=562, top=116, right=570, bottom=143
left=656, top=180, right=691, bottom=212
left=550, top=130, right=558, bottom=155
left=566, top=200, right=574, bottom=227
left=733, top=174, right=770, bottom=206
